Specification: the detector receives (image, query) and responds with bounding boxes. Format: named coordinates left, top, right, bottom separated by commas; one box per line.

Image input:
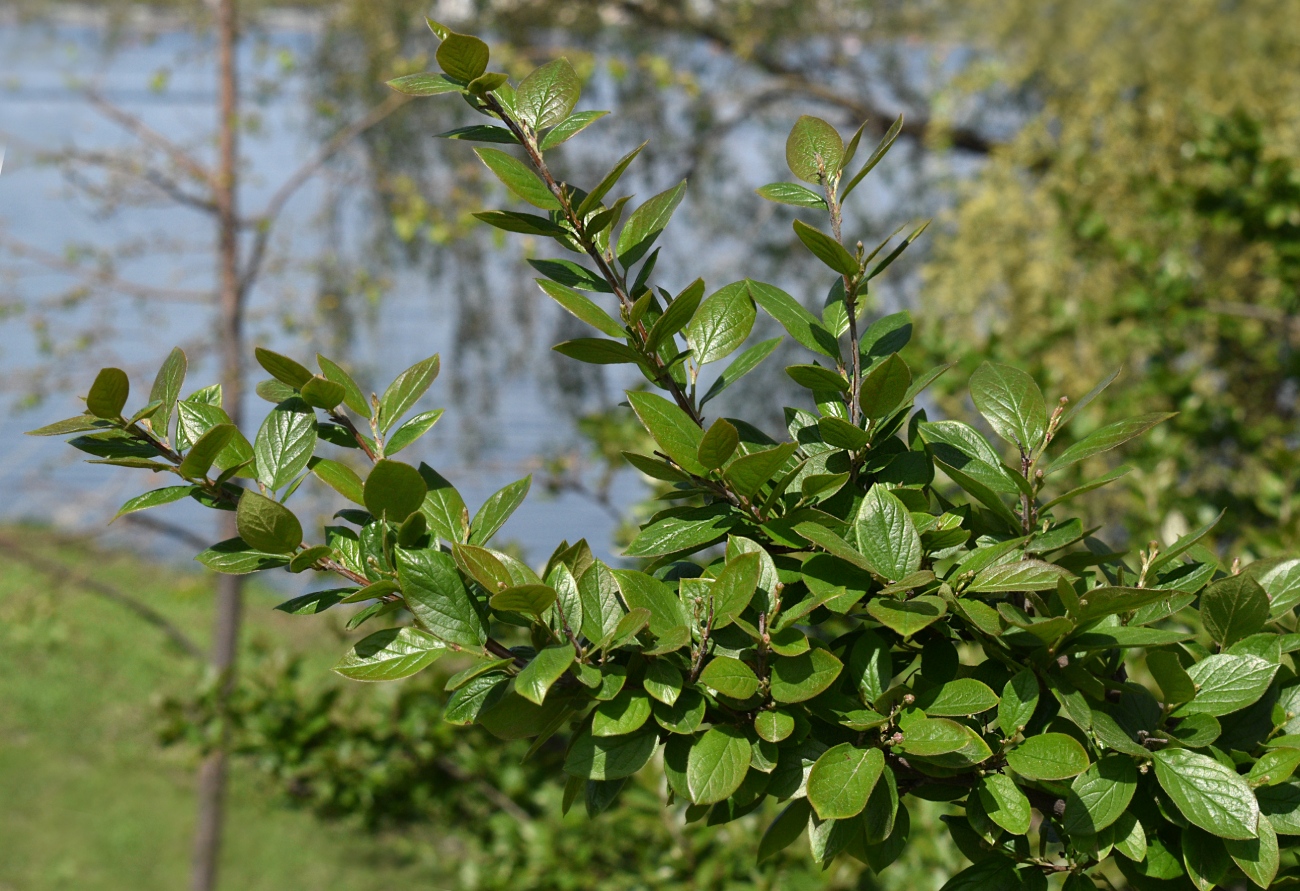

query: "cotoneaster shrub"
left=31, top=23, right=1300, bottom=890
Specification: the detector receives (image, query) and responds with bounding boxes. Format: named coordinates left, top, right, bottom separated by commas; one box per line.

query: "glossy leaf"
left=235, top=490, right=302, bottom=554
left=517, top=58, right=580, bottom=130
left=807, top=745, right=884, bottom=820
left=1153, top=747, right=1260, bottom=840
left=687, top=726, right=752, bottom=805
left=1005, top=733, right=1090, bottom=781
left=969, top=362, right=1047, bottom=452
left=253, top=397, right=317, bottom=491
left=333, top=627, right=446, bottom=682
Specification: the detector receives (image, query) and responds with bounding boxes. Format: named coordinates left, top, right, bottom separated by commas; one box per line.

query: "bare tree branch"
left=87, top=90, right=215, bottom=188
left=0, top=532, right=204, bottom=660
left=0, top=233, right=212, bottom=303
left=238, top=92, right=411, bottom=297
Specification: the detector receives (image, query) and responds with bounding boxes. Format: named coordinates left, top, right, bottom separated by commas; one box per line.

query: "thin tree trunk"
left=191, top=0, right=242, bottom=888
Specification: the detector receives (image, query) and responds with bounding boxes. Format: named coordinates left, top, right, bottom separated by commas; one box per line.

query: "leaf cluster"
left=33, top=26, right=1300, bottom=889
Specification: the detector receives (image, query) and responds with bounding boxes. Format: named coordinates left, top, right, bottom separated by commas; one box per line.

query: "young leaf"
left=577, top=141, right=647, bottom=216
left=1047, top=413, right=1176, bottom=475
left=113, top=485, right=194, bottom=520
left=470, top=476, right=531, bottom=545
left=516, top=58, right=580, bottom=130
left=538, top=110, right=608, bottom=151
left=474, top=147, right=560, bottom=210
left=855, top=486, right=922, bottom=581
left=147, top=347, right=187, bottom=438
left=1153, top=747, right=1260, bottom=840
left=387, top=409, right=445, bottom=455
left=236, top=490, right=302, bottom=555
left=317, top=354, right=371, bottom=418
left=859, top=353, right=911, bottom=420
left=616, top=181, right=687, bottom=267
left=697, top=419, right=740, bottom=471
left=87, top=367, right=130, bottom=419
left=792, top=219, right=858, bottom=277
left=755, top=182, right=828, bottom=208
left=386, top=72, right=462, bottom=96
left=515, top=645, right=576, bottom=705
left=254, top=347, right=313, bottom=389
left=537, top=279, right=625, bottom=338
left=436, top=31, right=489, bottom=82
left=785, top=116, right=843, bottom=184
left=333, top=627, right=446, bottom=682
left=746, top=280, right=840, bottom=359
left=646, top=279, right=705, bottom=353
left=378, top=355, right=440, bottom=434
left=841, top=115, right=903, bottom=198
left=396, top=546, right=487, bottom=650
left=969, top=362, right=1047, bottom=453
left=363, top=459, right=427, bottom=522
left=553, top=339, right=645, bottom=366
left=626, top=391, right=706, bottom=475
left=253, top=397, right=317, bottom=491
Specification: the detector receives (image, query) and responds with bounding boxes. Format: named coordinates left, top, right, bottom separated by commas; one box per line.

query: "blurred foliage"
left=159, top=647, right=962, bottom=890
left=922, top=0, right=1300, bottom=557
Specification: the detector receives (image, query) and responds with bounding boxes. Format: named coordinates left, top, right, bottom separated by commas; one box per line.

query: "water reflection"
left=0, top=14, right=976, bottom=563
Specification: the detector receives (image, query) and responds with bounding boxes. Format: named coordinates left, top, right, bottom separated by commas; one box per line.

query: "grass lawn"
left=0, top=527, right=433, bottom=891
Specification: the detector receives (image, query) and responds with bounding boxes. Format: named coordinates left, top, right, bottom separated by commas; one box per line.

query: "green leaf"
left=786, top=364, right=848, bottom=391
left=147, top=347, right=186, bottom=438
left=936, top=857, right=1021, bottom=891
left=1147, top=650, right=1197, bottom=704
left=625, top=505, right=737, bottom=558
left=538, top=110, right=608, bottom=151
left=396, top=547, right=486, bottom=650
left=770, top=648, right=843, bottom=703
left=470, top=476, right=531, bottom=545
left=756, top=182, right=828, bottom=208
left=859, top=354, right=912, bottom=420
left=723, top=443, right=798, bottom=498
left=793, top=219, right=858, bottom=277
left=299, top=377, right=346, bottom=410
left=87, top=367, right=130, bottom=419
left=386, top=72, right=462, bottom=96
left=195, top=538, right=290, bottom=574
left=977, top=773, right=1032, bottom=835
left=646, top=279, right=705, bottom=353
left=274, top=588, right=351, bottom=615
left=866, top=597, right=946, bottom=639
left=856, top=486, right=921, bottom=581
left=177, top=423, right=237, bottom=478
left=643, top=659, right=683, bottom=706
left=758, top=799, right=812, bottom=864
left=1074, top=585, right=1177, bottom=621
left=746, top=280, right=839, bottom=359
left=474, top=146, right=559, bottom=210
left=254, top=347, right=312, bottom=389
left=489, top=583, right=556, bottom=614
left=1153, top=747, right=1260, bottom=840
left=377, top=355, right=439, bottom=434
left=577, top=141, right=646, bottom=216
left=914, top=679, right=998, bottom=717
left=616, top=180, right=687, bottom=267
left=317, top=355, right=370, bottom=418
left=332, top=627, right=446, bottom=681
left=113, top=485, right=193, bottom=520
left=417, top=464, right=468, bottom=544
left=687, top=726, right=752, bottom=805
left=849, top=630, right=893, bottom=705
left=710, top=552, right=761, bottom=627
left=25, top=415, right=110, bottom=437
left=438, top=124, right=520, bottom=145
left=1005, top=733, right=1090, bottom=781
left=807, top=744, right=884, bottom=820
left=1175, top=653, right=1277, bottom=717
left=755, top=709, right=796, bottom=744
left=969, top=362, right=1047, bottom=453
left=1047, top=413, right=1176, bottom=475
left=998, top=669, right=1039, bottom=736
left=473, top=209, right=565, bottom=236
left=578, top=561, right=624, bottom=644
left=537, top=279, right=625, bottom=338
left=785, top=115, right=843, bottom=184
left=253, top=397, right=317, bottom=491
left=612, top=570, right=688, bottom=638
left=435, top=31, right=489, bottom=81
left=699, top=656, right=760, bottom=700
left=841, top=115, right=903, bottom=199
left=553, top=338, right=645, bottom=366
left=235, top=490, right=302, bottom=554
left=564, top=728, right=657, bottom=780
left=515, top=645, right=576, bottom=705
left=363, top=459, right=427, bottom=523
left=386, top=409, right=444, bottom=455
left=626, top=391, right=705, bottom=475
left=697, top=419, right=740, bottom=471
left=968, top=560, right=1072, bottom=594
left=592, top=689, right=653, bottom=736
left=1200, top=574, right=1270, bottom=647
left=1226, top=814, right=1279, bottom=889
left=896, top=718, right=991, bottom=768
left=1062, top=755, right=1137, bottom=834
left=517, top=58, right=580, bottom=130
left=865, top=219, right=930, bottom=282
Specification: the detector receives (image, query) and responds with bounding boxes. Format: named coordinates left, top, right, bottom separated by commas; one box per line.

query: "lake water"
left=0, top=12, right=979, bottom=571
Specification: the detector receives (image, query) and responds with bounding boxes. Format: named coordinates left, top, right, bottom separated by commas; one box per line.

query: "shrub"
left=31, top=23, right=1300, bottom=889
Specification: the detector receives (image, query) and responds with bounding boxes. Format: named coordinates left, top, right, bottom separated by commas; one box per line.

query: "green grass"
left=0, top=528, right=430, bottom=891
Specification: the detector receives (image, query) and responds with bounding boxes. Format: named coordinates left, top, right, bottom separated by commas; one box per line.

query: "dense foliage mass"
left=32, top=26, right=1300, bottom=889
